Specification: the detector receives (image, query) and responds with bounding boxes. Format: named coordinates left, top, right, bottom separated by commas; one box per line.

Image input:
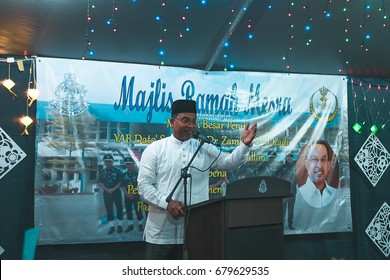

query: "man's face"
left=126, top=163, right=134, bottom=170
left=104, top=160, right=113, bottom=169
left=171, top=112, right=196, bottom=141
left=304, top=144, right=330, bottom=189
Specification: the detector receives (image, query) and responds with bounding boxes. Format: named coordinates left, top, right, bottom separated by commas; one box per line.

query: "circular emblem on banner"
left=50, top=73, right=90, bottom=116
left=309, top=86, right=338, bottom=122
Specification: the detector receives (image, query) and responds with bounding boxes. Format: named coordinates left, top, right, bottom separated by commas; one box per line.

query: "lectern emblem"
left=258, top=179, right=267, bottom=193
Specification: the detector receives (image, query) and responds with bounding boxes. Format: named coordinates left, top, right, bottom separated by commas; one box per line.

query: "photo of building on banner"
left=33, top=57, right=351, bottom=246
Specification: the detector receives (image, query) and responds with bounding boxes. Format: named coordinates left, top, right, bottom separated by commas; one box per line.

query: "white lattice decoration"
left=354, top=133, right=390, bottom=187
left=365, top=202, right=390, bottom=257
left=0, top=127, right=27, bottom=180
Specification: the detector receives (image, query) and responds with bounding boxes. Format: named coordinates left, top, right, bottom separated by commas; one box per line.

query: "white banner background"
left=34, top=57, right=351, bottom=246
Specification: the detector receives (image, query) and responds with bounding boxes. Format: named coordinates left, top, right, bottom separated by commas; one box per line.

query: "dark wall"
left=0, top=60, right=389, bottom=260
left=346, top=77, right=390, bottom=259
left=0, top=60, right=36, bottom=259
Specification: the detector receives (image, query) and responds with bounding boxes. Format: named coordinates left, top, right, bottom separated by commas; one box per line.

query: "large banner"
left=35, top=57, right=351, bottom=245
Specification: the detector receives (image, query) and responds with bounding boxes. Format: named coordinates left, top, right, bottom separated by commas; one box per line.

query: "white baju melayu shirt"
left=299, top=177, right=337, bottom=208
left=137, top=135, right=250, bottom=244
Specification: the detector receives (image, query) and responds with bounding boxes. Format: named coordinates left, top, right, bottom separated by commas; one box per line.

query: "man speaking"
left=137, top=99, right=257, bottom=259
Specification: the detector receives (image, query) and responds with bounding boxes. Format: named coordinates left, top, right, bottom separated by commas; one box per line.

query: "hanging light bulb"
left=27, top=58, right=38, bottom=106
left=2, top=63, right=17, bottom=97
left=370, top=124, right=378, bottom=135
left=2, top=79, right=17, bottom=97
left=20, top=115, right=33, bottom=135
left=3, top=78, right=15, bottom=90
left=352, top=122, right=362, bottom=134
left=27, top=88, right=38, bottom=106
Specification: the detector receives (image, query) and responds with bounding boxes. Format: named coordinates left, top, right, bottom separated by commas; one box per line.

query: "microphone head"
left=193, top=131, right=218, bottom=145
left=193, top=131, right=200, bottom=139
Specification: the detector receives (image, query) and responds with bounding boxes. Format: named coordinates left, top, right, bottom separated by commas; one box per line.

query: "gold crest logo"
left=309, top=86, right=338, bottom=122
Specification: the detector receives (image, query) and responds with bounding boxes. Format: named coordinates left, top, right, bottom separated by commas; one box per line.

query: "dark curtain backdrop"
left=345, top=77, right=390, bottom=259
left=0, top=59, right=36, bottom=259
left=0, top=60, right=389, bottom=260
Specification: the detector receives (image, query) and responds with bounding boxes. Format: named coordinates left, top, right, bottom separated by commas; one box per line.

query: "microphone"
left=193, top=131, right=218, bottom=145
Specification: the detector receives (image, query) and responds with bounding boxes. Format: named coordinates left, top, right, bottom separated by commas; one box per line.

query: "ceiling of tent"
left=1, top=0, right=390, bottom=78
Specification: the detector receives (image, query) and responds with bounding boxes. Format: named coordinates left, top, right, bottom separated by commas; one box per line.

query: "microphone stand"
left=165, top=139, right=205, bottom=260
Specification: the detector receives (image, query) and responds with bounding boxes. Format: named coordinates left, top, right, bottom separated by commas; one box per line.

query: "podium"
left=186, top=176, right=291, bottom=259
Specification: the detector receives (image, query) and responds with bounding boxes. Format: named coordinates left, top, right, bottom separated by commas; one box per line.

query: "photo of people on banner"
left=34, top=57, right=351, bottom=245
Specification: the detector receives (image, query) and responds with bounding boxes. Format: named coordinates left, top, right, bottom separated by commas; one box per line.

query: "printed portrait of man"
left=290, top=140, right=352, bottom=233
left=296, top=140, right=339, bottom=208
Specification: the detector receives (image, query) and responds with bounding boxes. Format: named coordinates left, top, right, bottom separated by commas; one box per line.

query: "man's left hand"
left=242, top=123, right=257, bottom=146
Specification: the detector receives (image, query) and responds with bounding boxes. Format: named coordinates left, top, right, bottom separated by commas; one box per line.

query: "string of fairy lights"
left=158, top=1, right=166, bottom=66
left=303, top=0, right=313, bottom=47
left=222, top=7, right=238, bottom=72
left=360, top=0, right=371, bottom=52
left=283, top=1, right=295, bottom=71
left=0, top=56, right=37, bottom=135
left=2, top=2, right=390, bottom=136
left=108, top=0, right=119, bottom=32
left=82, top=0, right=96, bottom=59
left=179, top=1, right=190, bottom=39
left=351, top=78, right=390, bottom=135
left=338, top=0, right=351, bottom=73
left=80, top=1, right=388, bottom=72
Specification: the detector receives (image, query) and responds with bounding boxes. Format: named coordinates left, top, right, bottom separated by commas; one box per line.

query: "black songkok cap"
left=171, top=99, right=196, bottom=116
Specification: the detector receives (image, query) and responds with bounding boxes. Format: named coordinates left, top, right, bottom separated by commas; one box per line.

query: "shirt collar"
left=170, top=134, right=193, bottom=146
left=303, top=177, right=334, bottom=195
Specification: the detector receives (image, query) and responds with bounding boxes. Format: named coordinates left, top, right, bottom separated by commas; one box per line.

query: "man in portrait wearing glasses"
left=299, top=140, right=337, bottom=208
left=137, top=99, right=257, bottom=259
left=290, top=139, right=351, bottom=234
